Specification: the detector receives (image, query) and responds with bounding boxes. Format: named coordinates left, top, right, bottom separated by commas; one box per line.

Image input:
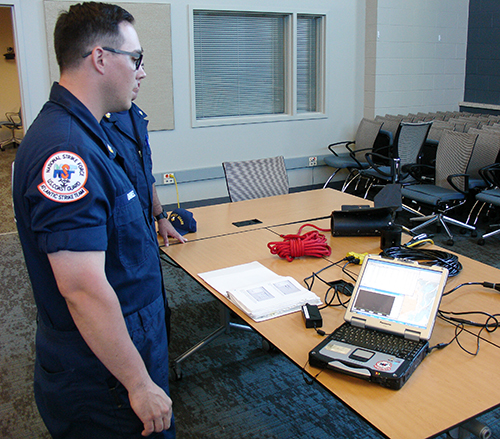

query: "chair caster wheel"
left=170, top=363, right=183, bottom=381
left=478, top=238, right=485, bottom=246
left=471, top=230, right=477, bottom=238
left=446, top=239, right=454, bottom=246
left=262, top=338, right=276, bottom=352
left=459, top=228, right=467, bottom=235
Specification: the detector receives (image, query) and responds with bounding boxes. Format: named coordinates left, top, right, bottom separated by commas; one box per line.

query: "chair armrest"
left=378, top=129, right=393, bottom=146
left=447, top=173, right=470, bottom=194
left=405, top=163, right=434, bottom=183
left=364, top=152, right=392, bottom=177
left=479, top=163, right=500, bottom=188
left=328, top=140, right=354, bottom=156
left=346, top=145, right=374, bottom=167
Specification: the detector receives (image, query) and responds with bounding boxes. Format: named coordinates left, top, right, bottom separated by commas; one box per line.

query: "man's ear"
left=91, top=47, right=106, bottom=75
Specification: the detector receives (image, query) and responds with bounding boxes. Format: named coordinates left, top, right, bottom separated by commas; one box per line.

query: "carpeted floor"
left=0, top=146, right=16, bottom=235
left=2, top=146, right=500, bottom=438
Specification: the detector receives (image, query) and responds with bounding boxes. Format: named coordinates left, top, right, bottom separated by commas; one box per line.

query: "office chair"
left=465, top=128, right=500, bottom=191
left=322, top=118, right=386, bottom=191
left=223, top=156, right=289, bottom=202
left=0, top=109, right=23, bottom=151
left=468, top=163, right=500, bottom=245
left=361, top=121, right=433, bottom=198
left=462, top=129, right=500, bottom=226
left=401, top=130, right=478, bottom=245
left=374, top=115, right=402, bottom=146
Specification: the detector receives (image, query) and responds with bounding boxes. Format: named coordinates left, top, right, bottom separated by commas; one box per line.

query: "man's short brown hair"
left=54, top=2, right=134, bottom=72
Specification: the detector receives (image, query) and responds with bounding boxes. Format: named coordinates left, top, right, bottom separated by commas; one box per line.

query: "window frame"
left=189, top=6, right=327, bottom=128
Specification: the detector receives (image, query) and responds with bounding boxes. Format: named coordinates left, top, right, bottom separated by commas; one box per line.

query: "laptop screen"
left=346, top=256, right=448, bottom=339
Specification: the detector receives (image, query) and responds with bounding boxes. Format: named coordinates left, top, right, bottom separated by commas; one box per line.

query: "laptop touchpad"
left=349, top=349, right=375, bottom=362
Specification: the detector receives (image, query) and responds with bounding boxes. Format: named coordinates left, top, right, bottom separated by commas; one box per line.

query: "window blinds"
left=194, top=11, right=285, bottom=119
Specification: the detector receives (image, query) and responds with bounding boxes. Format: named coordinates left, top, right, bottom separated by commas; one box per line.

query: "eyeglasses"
left=82, top=47, right=143, bottom=70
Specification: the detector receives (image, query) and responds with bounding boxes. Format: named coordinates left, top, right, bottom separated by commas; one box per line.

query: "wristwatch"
left=155, top=210, right=168, bottom=221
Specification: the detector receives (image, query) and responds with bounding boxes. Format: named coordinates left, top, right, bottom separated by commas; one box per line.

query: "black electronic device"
left=302, top=303, right=322, bottom=328
left=331, top=207, right=394, bottom=236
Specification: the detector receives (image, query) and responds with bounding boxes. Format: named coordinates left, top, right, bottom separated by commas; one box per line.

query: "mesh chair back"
left=394, top=121, right=432, bottom=167
left=353, top=118, right=383, bottom=152
left=375, top=116, right=401, bottom=142
left=223, top=156, right=289, bottom=202
left=427, top=120, right=455, bottom=142
left=467, top=128, right=500, bottom=179
left=435, top=131, right=477, bottom=191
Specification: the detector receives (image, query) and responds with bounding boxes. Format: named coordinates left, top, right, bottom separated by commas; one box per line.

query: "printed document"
left=199, top=261, right=321, bottom=322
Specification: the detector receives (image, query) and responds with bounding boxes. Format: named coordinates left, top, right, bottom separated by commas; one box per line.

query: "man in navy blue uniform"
left=100, top=63, right=186, bottom=247
left=13, top=3, right=176, bottom=438
left=101, top=62, right=186, bottom=343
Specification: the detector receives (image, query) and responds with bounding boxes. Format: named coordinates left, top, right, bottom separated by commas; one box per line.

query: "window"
left=191, top=9, right=325, bottom=127
left=297, top=15, right=322, bottom=113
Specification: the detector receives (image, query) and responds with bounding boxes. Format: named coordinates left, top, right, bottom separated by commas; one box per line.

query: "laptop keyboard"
left=332, top=323, right=424, bottom=360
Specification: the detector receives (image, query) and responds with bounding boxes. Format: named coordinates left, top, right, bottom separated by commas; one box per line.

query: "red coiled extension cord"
left=267, top=223, right=332, bottom=262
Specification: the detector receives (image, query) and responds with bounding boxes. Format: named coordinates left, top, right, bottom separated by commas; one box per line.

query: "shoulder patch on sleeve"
left=37, top=151, right=89, bottom=203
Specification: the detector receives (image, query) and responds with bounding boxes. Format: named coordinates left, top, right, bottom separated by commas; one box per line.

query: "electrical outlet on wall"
left=163, top=173, right=175, bottom=185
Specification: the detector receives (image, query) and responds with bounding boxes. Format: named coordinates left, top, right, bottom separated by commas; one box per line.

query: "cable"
left=302, top=257, right=356, bottom=309
left=379, top=246, right=462, bottom=277
left=268, top=223, right=332, bottom=262
left=172, top=174, right=180, bottom=208
left=302, top=359, right=324, bottom=385
left=443, top=281, right=500, bottom=296
left=160, top=253, right=181, bottom=268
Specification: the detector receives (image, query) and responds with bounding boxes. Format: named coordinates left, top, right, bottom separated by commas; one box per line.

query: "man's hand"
left=158, top=218, right=187, bottom=246
left=129, top=379, right=173, bottom=436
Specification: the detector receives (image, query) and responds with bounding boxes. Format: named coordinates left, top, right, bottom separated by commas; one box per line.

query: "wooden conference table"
left=162, top=188, right=500, bottom=439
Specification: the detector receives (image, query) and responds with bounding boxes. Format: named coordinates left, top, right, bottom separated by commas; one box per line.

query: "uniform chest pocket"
left=114, top=190, right=148, bottom=268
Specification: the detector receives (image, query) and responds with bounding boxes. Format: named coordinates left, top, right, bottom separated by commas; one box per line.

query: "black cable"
left=303, top=257, right=348, bottom=291
left=430, top=309, right=500, bottom=356
left=160, top=253, right=181, bottom=268
left=379, top=246, right=462, bottom=277
left=427, top=321, right=465, bottom=354
left=303, top=258, right=356, bottom=309
left=444, top=281, right=500, bottom=296
left=302, top=359, right=324, bottom=386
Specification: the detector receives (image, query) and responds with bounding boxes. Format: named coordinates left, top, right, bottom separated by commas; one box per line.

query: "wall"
left=10, top=0, right=471, bottom=207
left=0, top=6, right=22, bottom=144
left=10, top=0, right=367, bottom=206
left=365, top=0, right=470, bottom=118
left=152, top=0, right=366, bottom=205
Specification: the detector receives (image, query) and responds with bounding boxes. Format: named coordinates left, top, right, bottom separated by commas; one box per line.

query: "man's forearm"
left=48, top=250, right=152, bottom=391
left=152, top=184, right=164, bottom=217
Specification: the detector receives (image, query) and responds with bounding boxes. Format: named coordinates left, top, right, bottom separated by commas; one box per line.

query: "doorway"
left=0, top=6, right=21, bottom=234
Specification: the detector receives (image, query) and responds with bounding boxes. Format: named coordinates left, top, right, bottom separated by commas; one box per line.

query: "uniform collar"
left=102, top=103, right=149, bottom=145
left=49, top=82, right=117, bottom=159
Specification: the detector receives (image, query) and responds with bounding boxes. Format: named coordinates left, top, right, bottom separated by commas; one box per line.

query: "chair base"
left=0, top=134, right=22, bottom=151
left=409, top=212, right=476, bottom=245
left=478, top=224, right=500, bottom=245
left=322, top=168, right=341, bottom=189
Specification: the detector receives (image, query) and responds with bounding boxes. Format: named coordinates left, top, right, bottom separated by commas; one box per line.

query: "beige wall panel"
left=43, top=1, right=174, bottom=131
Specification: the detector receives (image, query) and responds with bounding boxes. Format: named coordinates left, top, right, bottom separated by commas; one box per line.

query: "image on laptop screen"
left=347, top=256, right=447, bottom=336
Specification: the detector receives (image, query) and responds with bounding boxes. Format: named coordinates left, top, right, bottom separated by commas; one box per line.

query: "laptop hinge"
left=404, top=329, right=421, bottom=342
left=351, top=317, right=366, bottom=328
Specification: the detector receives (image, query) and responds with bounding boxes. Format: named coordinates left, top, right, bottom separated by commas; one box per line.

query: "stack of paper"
left=199, top=261, right=322, bottom=322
